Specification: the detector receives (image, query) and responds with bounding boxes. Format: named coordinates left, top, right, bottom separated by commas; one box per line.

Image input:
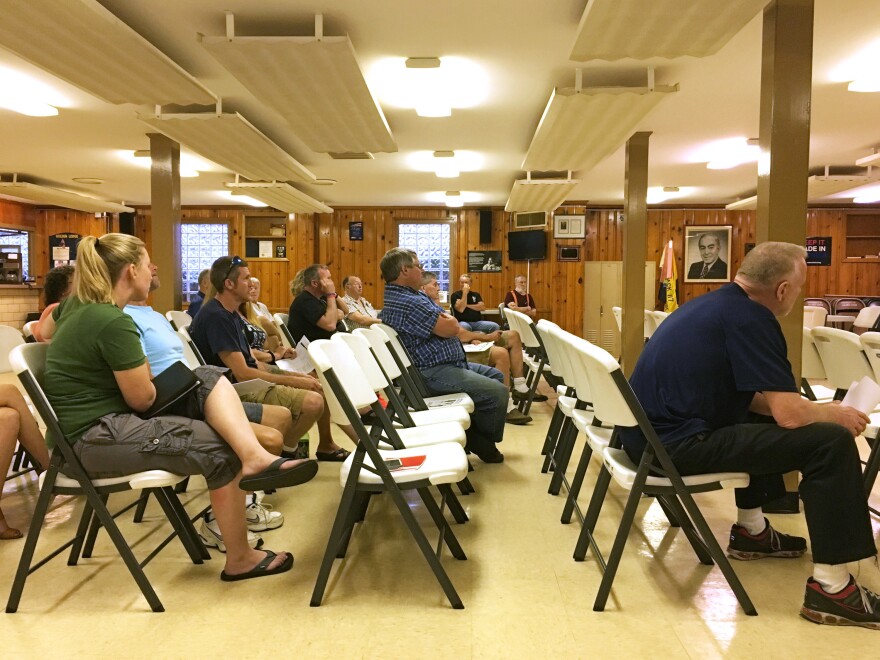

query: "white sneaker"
left=199, top=510, right=263, bottom=553
left=245, top=493, right=284, bottom=531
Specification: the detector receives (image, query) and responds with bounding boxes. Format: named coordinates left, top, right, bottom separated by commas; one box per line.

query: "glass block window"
left=0, top=228, right=30, bottom=279
left=180, top=223, right=228, bottom=304
left=398, top=223, right=451, bottom=291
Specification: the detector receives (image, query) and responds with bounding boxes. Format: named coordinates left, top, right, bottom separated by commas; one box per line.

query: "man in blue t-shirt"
left=379, top=248, right=508, bottom=463
left=622, top=242, right=877, bottom=628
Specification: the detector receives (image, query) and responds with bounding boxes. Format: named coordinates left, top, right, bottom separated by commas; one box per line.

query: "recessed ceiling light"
left=370, top=56, right=488, bottom=118
left=426, top=190, right=479, bottom=207
left=72, top=177, right=104, bottom=185
left=830, top=39, right=880, bottom=92
left=690, top=137, right=760, bottom=170
left=647, top=186, right=693, bottom=203
left=408, top=150, right=483, bottom=178
left=852, top=185, right=880, bottom=204
left=0, top=66, right=68, bottom=117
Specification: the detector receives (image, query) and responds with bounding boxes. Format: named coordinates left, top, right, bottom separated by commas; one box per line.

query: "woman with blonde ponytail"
left=43, top=233, right=316, bottom=581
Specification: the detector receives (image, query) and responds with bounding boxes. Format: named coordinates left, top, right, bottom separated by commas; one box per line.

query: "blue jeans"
left=421, top=362, right=508, bottom=457
left=458, top=320, right=500, bottom=333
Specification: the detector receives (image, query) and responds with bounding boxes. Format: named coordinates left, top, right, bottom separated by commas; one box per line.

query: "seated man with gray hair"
left=379, top=248, right=508, bottom=463
left=620, top=241, right=878, bottom=628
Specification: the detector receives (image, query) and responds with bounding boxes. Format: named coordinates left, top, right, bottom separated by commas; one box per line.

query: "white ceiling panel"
left=725, top=175, right=880, bottom=209
left=201, top=35, right=396, bottom=154
left=138, top=112, right=316, bottom=184
left=0, top=181, right=133, bottom=213
left=505, top=178, right=581, bottom=213
left=225, top=181, right=333, bottom=214
left=570, top=0, right=771, bottom=61
left=0, top=0, right=215, bottom=106
left=522, top=85, right=677, bottom=173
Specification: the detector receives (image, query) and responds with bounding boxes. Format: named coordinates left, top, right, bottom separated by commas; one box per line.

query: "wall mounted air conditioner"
left=513, top=211, right=547, bottom=229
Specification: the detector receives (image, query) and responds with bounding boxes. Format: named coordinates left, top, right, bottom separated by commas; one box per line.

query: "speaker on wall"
left=479, top=209, right=492, bottom=244
left=119, top=212, right=136, bottom=235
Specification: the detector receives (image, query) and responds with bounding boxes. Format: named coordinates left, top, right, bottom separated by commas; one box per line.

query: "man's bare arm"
left=758, top=391, right=869, bottom=437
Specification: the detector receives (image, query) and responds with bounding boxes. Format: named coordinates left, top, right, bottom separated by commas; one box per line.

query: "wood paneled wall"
left=3, top=202, right=878, bottom=333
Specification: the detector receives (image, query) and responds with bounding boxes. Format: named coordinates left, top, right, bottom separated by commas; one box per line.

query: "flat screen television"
left=508, top=229, right=547, bottom=261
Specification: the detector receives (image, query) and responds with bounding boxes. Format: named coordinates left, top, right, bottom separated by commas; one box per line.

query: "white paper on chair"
left=463, top=341, right=494, bottom=353
left=277, top=337, right=314, bottom=374
left=841, top=376, right=880, bottom=415
left=233, top=378, right=274, bottom=396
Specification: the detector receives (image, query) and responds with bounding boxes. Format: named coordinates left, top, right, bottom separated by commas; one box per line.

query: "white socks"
left=813, top=563, right=850, bottom=594
left=736, top=508, right=766, bottom=536
left=507, top=398, right=516, bottom=413
left=513, top=377, right=529, bottom=394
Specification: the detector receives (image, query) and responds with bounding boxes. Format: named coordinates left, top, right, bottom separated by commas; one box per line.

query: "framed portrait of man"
left=684, top=226, right=732, bottom=283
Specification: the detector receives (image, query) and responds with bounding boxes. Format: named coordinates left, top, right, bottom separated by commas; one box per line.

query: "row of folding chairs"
left=1, top=324, right=41, bottom=480
left=534, top=319, right=757, bottom=616
left=306, top=328, right=480, bottom=609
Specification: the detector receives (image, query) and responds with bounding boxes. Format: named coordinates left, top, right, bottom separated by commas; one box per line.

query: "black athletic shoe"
left=727, top=518, right=807, bottom=560
left=801, top=576, right=880, bottom=630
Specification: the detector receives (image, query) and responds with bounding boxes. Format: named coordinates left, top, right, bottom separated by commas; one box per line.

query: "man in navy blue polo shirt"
left=379, top=248, right=508, bottom=463
left=621, top=242, right=877, bottom=628
left=190, top=256, right=353, bottom=462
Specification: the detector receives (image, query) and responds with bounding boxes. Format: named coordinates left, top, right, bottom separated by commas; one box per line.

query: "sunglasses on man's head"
left=224, top=256, right=244, bottom=281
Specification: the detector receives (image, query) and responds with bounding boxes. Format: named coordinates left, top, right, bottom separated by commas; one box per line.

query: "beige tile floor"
left=2, top=379, right=880, bottom=659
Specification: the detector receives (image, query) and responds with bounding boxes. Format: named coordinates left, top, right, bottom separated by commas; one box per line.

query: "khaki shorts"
left=467, top=349, right=491, bottom=366
left=238, top=384, right=307, bottom=421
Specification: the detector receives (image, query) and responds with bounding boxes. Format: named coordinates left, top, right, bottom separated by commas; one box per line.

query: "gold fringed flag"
left=658, top=239, right=678, bottom=313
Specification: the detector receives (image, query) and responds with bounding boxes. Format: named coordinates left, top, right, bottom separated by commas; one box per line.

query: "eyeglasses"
left=224, top=256, right=244, bottom=282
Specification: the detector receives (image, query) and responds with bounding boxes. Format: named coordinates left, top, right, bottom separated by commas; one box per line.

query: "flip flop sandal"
left=315, top=448, right=351, bottom=462
left=0, top=527, right=23, bottom=540
left=220, top=549, right=293, bottom=582
left=239, top=458, right=318, bottom=491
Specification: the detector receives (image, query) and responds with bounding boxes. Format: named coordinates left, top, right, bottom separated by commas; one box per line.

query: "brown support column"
left=756, top=0, right=814, bottom=510
left=148, top=132, right=182, bottom=313
left=756, top=0, right=814, bottom=378
left=621, top=131, right=651, bottom=376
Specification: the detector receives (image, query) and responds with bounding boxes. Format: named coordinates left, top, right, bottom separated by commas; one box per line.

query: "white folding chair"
left=801, top=327, right=833, bottom=402
left=811, top=326, right=874, bottom=399
left=5, top=343, right=206, bottom=613
left=21, top=320, right=38, bottom=342
left=504, top=308, right=549, bottom=415
left=273, top=313, right=295, bottom=347
left=176, top=326, right=206, bottom=366
left=853, top=307, right=880, bottom=335
left=373, top=323, right=475, bottom=413
left=803, top=305, right=828, bottom=329
left=165, top=310, right=191, bottom=331
left=0, top=324, right=26, bottom=372
left=567, top=339, right=755, bottom=616
left=307, top=338, right=469, bottom=609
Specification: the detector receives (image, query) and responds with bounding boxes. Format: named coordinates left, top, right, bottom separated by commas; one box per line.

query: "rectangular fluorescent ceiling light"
left=225, top=182, right=333, bottom=214
left=570, top=0, right=770, bottom=61
left=0, top=181, right=133, bottom=213
left=505, top=178, right=581, bottom=213
left=0, top=0, right=215, bottom=105
left=522, top=85, right=677, bottom=172
left=725, top=175, right=880, bottom=210
left=138, top=112, right=316, bottom=184
left=201, top=30, right=395, bottom=154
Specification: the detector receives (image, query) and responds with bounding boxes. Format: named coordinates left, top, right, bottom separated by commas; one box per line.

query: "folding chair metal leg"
left=863, top=433, right=880, bottom=499
left=561, top=442, right=594, bottom=524
left=548, top=420, right=578, bottom=495
left=384, top=482, right=464, bottom=609
left=417, top=488, right=466, bottom=560
left=311, top=480, right=360, bottom=606
left=336, top=491, right=369, bottom=559
left=151, top=486, right=205, bottom=564
left=79, top=486, right=165, bottom=612
left=6, top=466, right=58, bottom=613
left=439, top=484, right=468, bottom=523
left=655, top=494, right=713, bottom=565
left=82, top=494, right=109, bottom=559
left=174, top=476, right=190, bottom=494
left=457, top=476, right=475, bottom=495
left=133, top=489, right=150, bottom=523
left=541, top=407, right=565, bottom=459
left=674, top=489, right=757, bottom=616
left=654, top=494, right=682, bottom=528
left=67, top=500, right=95, bottom=566
left=573, top=463, right=613, bottom=562
left=593, top=466, right=651, bottom=611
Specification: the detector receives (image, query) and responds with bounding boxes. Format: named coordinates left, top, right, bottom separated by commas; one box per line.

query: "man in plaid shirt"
left=379, top=248, right=508, bottom=463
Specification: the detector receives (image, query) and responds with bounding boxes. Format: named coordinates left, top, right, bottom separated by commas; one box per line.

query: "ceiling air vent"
left=328, top=152, right=374, bottom=160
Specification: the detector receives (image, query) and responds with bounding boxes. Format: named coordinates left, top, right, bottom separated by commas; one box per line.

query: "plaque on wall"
left=49, top=232, right=81, bottom=267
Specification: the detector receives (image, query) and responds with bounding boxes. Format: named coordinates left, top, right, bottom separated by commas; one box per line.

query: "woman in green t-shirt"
left=45, top=233, right=314, bottom=581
